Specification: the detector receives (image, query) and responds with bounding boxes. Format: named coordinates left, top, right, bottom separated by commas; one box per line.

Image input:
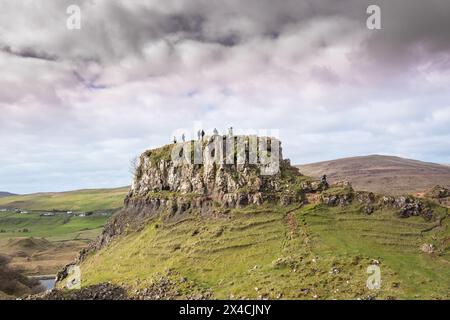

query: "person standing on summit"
left=321, top=175, right=329, bottom=189
left=201, top=130, right=205, bottom=141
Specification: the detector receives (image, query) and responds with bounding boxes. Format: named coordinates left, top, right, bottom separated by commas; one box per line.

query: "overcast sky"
left=1, top=0, right=449, bottom=194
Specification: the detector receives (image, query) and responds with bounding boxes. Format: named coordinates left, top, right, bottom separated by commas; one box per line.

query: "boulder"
left=420, top=243, right=435, bottom=254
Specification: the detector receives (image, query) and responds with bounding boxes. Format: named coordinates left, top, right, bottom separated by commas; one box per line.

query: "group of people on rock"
left=173, top=127, right=234, bottom=144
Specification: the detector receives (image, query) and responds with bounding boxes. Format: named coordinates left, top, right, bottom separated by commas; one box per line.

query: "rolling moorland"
left=297, top=155, right=450, bottom=195
left=44, top=137, right=449, bottom=300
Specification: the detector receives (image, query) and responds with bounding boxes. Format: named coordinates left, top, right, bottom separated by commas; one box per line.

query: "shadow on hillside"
left=0, top=254, right=44, bottom=299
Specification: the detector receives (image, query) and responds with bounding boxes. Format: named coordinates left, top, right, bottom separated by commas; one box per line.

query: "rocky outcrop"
left=79, top=136, right=303, bottom=258
left=321, top=184, right=354, bottom=207
left=424, top=185, right=450, bottom=208
left=426, top=186, right=450, bottom=199
left=420, top=243, right=435, bottom=254
left=128, top=136, right=287, bottom=207
left=381, top=195, right=433, bottom=219
left=318, top=183, right=434, bottom=219
left=29, top=271, right=212, bottom=300
left=26, top=283, right=128, bottom=300
left=82, top=140, right=436, bottom=259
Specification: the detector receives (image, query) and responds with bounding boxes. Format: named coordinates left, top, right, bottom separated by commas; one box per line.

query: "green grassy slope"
left=78, top=203, right=449, bottom=300
left=0, top=187, right=129, bottom=212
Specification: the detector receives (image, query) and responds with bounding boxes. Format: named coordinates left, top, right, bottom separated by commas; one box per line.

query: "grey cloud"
left=0, top=0, right=449, bottom=193
left=2, top=0, right=449, bottom=84
left=0, top=45, right=58, bottom=61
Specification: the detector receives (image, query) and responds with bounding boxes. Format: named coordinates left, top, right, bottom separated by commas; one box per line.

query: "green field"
left=0, top=212, right=109, bottom=242
left=78, top=202, right=450, bottom=299
left=0, top=187, right=129, bottom=212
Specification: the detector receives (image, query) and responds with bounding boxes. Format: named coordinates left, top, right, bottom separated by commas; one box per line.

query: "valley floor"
left=0, top=212, right=109, bottom=276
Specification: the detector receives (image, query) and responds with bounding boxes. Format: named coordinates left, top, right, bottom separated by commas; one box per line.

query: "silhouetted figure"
left=182, top=133, right=185, bottom=142
left=197, top=130, right=201, bottom=141
left=321, top=174, right=329, bottom=189
left=213, top=128, right=219, bottom=135
left=228, top=126, right=233, bottom=137
left=201, top=130, right=205, bottom=141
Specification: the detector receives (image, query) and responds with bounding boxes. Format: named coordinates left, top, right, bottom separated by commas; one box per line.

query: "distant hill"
left=296, top=155, right=450, bottom=195
left=0, top=192, right=16, bottom=198
left=0, top=187, right=129, bottom=212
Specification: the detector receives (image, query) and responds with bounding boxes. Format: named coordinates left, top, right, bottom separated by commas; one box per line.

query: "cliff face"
left=128, top=136, right=288, bottom=208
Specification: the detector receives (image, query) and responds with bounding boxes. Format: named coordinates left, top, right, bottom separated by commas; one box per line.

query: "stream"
left=29, top=275, right=56, bottom=291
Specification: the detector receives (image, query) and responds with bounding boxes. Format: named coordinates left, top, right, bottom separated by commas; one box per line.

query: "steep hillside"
left=0, top=187, right=128, bottom=212
left=296, top=155, right=450, bottom=195
left=51, top=138, right=449, bottom=300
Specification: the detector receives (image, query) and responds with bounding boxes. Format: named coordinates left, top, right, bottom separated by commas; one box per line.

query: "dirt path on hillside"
left=286, top=206, right=310, bottom=249
left=286, top=210, right=299, bottom=238
left=285, top=206, right=312, bottom=248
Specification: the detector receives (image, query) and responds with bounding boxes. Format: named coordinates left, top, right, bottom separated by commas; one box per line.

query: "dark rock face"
left=132, top=272, right=213, bottom=300
left=394, top=196, right=433, bottom=219
left=356, top=192, right=376, bottom=205
left=355, top=192, right=376, bottom=215
left=320, top=182, right=354, bottom=207
left=26, top=283, right=128, bottom=300
left=377, top=195, right=434, bottom=219
left=30, top=271, right=212, bottom=300
left=321, top=194, right=353, bottom=207
left=300, top=181, right=326, bottom=193
left=56, top=263, right=75, bottom=283
left=319, top=184, right=434, bottom=220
